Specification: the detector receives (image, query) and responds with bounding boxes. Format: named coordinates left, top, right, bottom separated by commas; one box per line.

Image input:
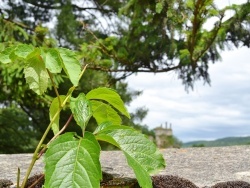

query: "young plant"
left=0, top=43, right=166, bottom=188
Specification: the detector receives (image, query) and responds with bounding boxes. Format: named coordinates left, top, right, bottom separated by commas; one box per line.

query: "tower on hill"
left=154, top=122, right=173, bottom=148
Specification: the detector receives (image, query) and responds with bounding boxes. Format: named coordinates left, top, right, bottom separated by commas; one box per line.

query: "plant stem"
left=21, top=93, right=74, bottom=188
left=37, top=114, right=73, bottom=159
left=21, top=65, right=87, bottom=188
left=79, top=64, right=88, bottom=80
left=17, top=168, right=20, bottom=188
left=20, top=108, right=61, bottom=188
left=48, top=114, right=73, bottom=145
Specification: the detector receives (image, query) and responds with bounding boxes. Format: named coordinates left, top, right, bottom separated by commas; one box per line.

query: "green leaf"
left=91, top=100, right=121, bottom=125
left=57, top=48, right=81, bottom=86
left=86, top=87, right=130, bottom=118
left=49, top=95, right=66, bottom=135
left=124, top=153, right=152, bottom=188
left=208, top=9, right=219, bottom=16
left=179, top=49, right=191, bottom=65
left=44, top=132, right=102, bottom=188
left=156, top=2, right=163, bottom=14
left=119, top=0, right=136, bottom=15
left=0, top=43, right=4, bottom=51
left=42, top=48, right=62, bottom=73
left=93, top=121, right=114, bottom=134
left=96, top=126, right=166, bottom=188
left=94, top=123, right=131, bottom=147
left=24, top=50, right=49, bottom=95
left=15, top=44, right=34, bottom=59
left=70, top=93, right=92, bottom=130
left=0, top=46, right=15, bottom=64
left=186, top=0, right=194, bottom=9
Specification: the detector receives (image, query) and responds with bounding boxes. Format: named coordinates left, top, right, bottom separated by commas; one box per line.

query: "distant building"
left=154, top=122, right=173, bottom=148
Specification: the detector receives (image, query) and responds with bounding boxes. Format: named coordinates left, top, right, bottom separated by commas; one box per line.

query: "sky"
left=125, top=1, right=250, bottom=142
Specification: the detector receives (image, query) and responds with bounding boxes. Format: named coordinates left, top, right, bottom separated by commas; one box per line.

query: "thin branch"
left=23, top=0, right=110, bottom=13
left=2, top=18, right=33, bottom=31
left=19, top=104, right=40, bottom=126
left=37, top=114, right=73, bottom=159
left=86, top=64, right=181, bottom=73
left=195, top=14, right=224, bottom=62
left=188, top=0, right=204, bottom=62
left=83, top=9, right=110, bottom=34
left=72, top=4, right=112, bottom=14
left=27, top=174, right=44, bottom=188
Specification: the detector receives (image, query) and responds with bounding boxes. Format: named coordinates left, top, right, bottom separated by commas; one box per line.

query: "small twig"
left=37, top=114, right=73, bottom=158
left=79, top=64, right=88, bottom=80
left=48, top=114, right=73, bottom=145
left=27, top=174, right=44, bottom=188
left=80, top=22, right=115, bottom=58
left=2, top=18, right=33, bottom=31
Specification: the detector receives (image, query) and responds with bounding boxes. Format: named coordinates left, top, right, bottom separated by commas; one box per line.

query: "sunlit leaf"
left=70, top=93, right=92, bottom=130
left=57, top=48, right=81, bottom=86
left=49, top=95, right=66, bottom=135
left=179, top=49, right=191, bottom=65
left=42, top=48, right=62, bottom=73
left=44, top=132, right=102, bottom=188
left=24, top=50, right=49, bottom=95
left=96, top=126, right=166, bottom=188
left=15, top=44, right=34, bottom=59
left=156, top=2, right=163, bottom=14
left=93, top=121, right=114, bottom=134
left=0, top=43, right=4, bottom=51
left=91, top=100, right=121, bottom=125
left=0, top=46, right=15, bottom=64
left=86, top=87, right=130, bottom=118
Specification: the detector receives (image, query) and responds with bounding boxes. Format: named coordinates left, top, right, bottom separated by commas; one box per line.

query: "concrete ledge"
left=1, top=146, right=250, bottom=187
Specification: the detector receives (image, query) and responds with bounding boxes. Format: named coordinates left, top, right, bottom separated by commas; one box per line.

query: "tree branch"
left=19, top=104, right=40, bottom=126
left=195, top=14, right=225, bottom=62
left=23, top=0, right=112, bottom=13
left=2, top=18, right=33, bottom=31
left=86, top=64, right=181, bottom=74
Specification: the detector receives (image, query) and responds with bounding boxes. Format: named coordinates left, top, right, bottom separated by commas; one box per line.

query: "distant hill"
left=183, top=136, right=250, bottom=147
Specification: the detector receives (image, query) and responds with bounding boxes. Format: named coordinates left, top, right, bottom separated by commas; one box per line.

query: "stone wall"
left=1, top=146, right=250, bottom=187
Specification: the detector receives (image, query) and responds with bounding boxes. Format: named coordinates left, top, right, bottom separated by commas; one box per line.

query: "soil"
left=1, top=174, right=250, bottom=188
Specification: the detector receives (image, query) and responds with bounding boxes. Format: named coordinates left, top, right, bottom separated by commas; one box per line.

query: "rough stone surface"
left=1, top=146, right=250, bottom=187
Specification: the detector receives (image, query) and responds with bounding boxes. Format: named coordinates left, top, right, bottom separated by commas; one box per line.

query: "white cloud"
left=126, top=46, right=250, bottom=142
